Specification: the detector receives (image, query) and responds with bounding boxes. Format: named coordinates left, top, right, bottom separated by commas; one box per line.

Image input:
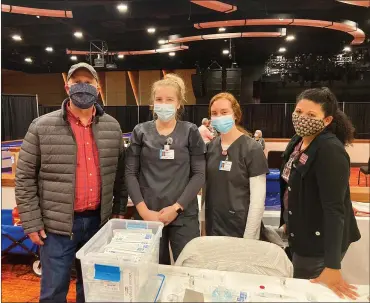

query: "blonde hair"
left=209, top=92, right=251, bottom=137
left=151, top=74, right=187, bottom=119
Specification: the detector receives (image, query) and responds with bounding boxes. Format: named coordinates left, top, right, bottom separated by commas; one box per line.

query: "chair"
left=358, top=158, right=370, bottom=186
left=175, top=236, right=293, bottom=278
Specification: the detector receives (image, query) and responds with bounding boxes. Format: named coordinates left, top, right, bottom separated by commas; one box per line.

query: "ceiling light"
left=147, top=27, right=156, bottom=34
left=343, top=46, right=352, bottom=52
left=286, top=35, right=295, bottom=41
left=117, top=3, right=128, bottom=12
left=169, top=52, right=176, bottom=57
left=36, top=15, right=40, bottom=19
left=118, top=54, right=124, bottom=59
left=222, top=49, right=230, bottom=55
left=25, top=57, right=32, bottom=63
left=158, top=39, right=167, bottom=45
left=278, top=47, right=286, bottom=53
left=12, top=35, right=22, bottom=41
left=70, top=55, right=78, bottom=61
left=74, top=31, right=83, bottom=38
left=45, top=46, right=53, bottom=52
left=218, top=27, right=226, bottom=32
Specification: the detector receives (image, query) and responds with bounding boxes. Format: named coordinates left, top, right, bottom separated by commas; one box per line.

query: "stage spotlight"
left=12, top=35, right=22, bottom=41
left=74, top=31, right=83, bottom=38
left=117, top=3, right=128, bottom=12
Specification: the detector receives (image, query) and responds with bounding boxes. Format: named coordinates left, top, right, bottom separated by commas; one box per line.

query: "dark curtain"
left=344, top=103, right=370, bottom=139
left=1, top=94, right=38, bottom=141
left=36, top=103, right=370, bottom=139
left=242, top=104, right=286, bottom=137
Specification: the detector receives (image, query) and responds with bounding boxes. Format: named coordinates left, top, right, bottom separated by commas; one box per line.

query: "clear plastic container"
left=76, top=219, right=164, bottom=302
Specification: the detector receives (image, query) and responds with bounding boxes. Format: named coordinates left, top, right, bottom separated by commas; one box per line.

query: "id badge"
left=159, top=149, right=175, bottom=160
left=219, top=160, right=232, bottom=171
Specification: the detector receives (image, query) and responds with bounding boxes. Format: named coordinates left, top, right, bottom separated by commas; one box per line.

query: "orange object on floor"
left=1, top=256, right=76, bottom=303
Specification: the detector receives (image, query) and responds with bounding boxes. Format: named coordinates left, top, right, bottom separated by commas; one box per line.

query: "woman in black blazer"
left=280, top=87, right=361, bottom=299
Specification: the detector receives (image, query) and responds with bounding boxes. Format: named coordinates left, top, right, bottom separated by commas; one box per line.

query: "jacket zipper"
left=91, top=121, right=103, bottom=224
left=67, top=121, right=77, bottom=240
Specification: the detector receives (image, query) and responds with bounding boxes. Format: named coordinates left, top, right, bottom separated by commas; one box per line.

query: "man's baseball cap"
left=67, top=62, right=99, bottom=82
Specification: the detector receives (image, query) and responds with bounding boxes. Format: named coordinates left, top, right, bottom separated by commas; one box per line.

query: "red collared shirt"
left=67, top=103, right=101, bottom=212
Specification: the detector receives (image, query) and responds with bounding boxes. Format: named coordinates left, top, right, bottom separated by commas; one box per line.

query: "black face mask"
left=69, top=83, right=98, bottom=109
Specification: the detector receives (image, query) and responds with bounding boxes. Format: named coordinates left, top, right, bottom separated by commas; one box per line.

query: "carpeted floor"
left=1, top=167, right=368, bottom=303
left=350, top=167, right=369, bottom=187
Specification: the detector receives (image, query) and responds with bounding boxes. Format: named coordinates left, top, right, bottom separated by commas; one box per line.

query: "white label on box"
left=123, top=270, right=135, bottom=302
left=103, top=281, right=120, bottom=292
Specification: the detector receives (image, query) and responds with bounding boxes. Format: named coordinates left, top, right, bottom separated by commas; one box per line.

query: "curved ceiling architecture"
left=190, top=1, right=237, bottom=13
left=1, top=4, right=73, bottom=18
left=66, top=31, right=284, bottom=57
left=194, top=19, right=366, bottom=45
left=336, top=0, right=370, bottom=7
left=66, top=45, right=189, bottom=56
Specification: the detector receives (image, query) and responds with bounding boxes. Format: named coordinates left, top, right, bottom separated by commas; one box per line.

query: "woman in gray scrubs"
left=205, top=93, right=269, bottom=239
left=125, top=74, right=206, bottom=264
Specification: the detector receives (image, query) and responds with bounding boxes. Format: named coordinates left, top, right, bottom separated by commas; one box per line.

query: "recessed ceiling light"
left=118, top=54, right=124, bottom=59
left=70, top=55, right=78, bottom=61
left=218, top=27, right=226, bottom=32
left=74, top=31, right=83, bottom=38
left=36, top=15, right=40, bottom=18
left=222, top=49, right=230, bottom=55
left=117, top=3, right=128, bottom=12
left=25, top=57, right=32, bottom=63
left=158, top=39, right=168, bottom=45
left=278, top=47, right=286, bottom=53
left=169, top=52, right=176, bottom=57
left=343, top=46, right=352, bottom=52
left=45, top=46, right=53, bottom=52
left=12, top=35, right=22, bottom=41
left=147, top=27, right=156, bottom=34
left=286, top=35, right=295, bottom=41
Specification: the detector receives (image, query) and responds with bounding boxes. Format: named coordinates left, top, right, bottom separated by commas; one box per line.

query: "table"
left=157, top=265, right=369, bottom=302
left=262, top=210, right=370, bottom=286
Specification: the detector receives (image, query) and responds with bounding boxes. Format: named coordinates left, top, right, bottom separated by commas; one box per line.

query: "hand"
left=111, top=214, right=125, bottom=219
left=28, top=230, right=47, bottom=246
left=141, top=209, right=161, bottom=222
left=311, top=268, right=359, bottom=300
left=282, top=224, right=287, bottom=234
left=159, top=205, right=178, bottom=226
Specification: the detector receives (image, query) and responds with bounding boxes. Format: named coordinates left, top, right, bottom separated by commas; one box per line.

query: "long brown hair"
left=209, top=92, right=251, bottom=136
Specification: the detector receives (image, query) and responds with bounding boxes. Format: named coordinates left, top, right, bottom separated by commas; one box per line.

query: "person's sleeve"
left=262, top=138, right=266, bottom=151
left=315, top=142, right=349, bottom=269
left=244, top=174, right=266, bottom=239
left=15, top=120, right=43, bottom=234
left=125, top=125, right=144, bottom=205
left=112, top=135, right=128, bottom=216
left=177, top=125, right=206, bottom=209
left=246, top=140, right=270, bottom=177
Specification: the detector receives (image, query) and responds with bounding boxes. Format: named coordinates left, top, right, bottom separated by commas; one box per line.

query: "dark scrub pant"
left=39, top=212, right=100, bottom=303
left=159, top=214, right=200, bottom=265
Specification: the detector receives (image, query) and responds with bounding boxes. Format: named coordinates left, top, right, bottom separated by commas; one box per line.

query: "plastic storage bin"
left=76, top=219, right=164, bottom=302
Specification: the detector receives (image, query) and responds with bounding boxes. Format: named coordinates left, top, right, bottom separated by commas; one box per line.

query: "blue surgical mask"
left=154, top=104, right=176, bottom=122
left=211, top=115, right=235, bottom=134
left=69, top=83, right=98, bottom=109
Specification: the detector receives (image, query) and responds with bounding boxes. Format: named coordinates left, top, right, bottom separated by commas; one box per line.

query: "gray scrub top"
left=125, top=120, right=206, bottom=223
left=205, top=135, right=269, bottom=237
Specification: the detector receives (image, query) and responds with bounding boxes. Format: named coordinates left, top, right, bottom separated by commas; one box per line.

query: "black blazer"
left=280, top=131, right=361, bottom=269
